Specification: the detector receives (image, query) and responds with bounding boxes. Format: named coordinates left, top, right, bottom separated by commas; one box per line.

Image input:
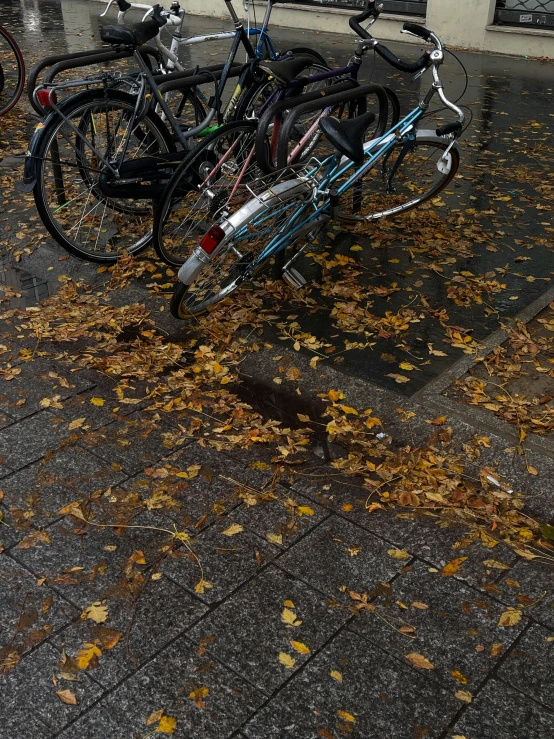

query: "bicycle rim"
left=35, top=95, right=173, bottom=261
left=0, top=27, right=25, bottom=116
left=338, top=139, right=459, bottom=222
left=155, top=121, right=262, bottom=267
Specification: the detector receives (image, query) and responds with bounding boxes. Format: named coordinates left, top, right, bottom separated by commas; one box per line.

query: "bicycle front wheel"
left=33, top=89, right=175, bottom=262
left=0, top=26, right=25, bottom=116
left=338, top=137, right=460, bottom=222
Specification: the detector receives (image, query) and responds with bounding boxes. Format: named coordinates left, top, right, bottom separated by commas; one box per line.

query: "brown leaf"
left=441, top=557, right=468, bottom=576
left=498, top=608, right=522, bottom=627
left=81, top=602, right=108, bottom=624
left=405, top=652, right=435, bottom=670
left=56, top=689, right=77, bottom=705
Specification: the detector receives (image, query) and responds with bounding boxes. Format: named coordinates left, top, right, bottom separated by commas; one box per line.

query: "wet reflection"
left=0, top=263, right=50, bottom=309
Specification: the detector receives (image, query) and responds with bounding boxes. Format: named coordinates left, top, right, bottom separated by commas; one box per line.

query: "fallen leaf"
left=68, top=417, right=86, bottom=431
left=387, top=548, right=411, bottom=561
left=498, top=608, right=522, bottom=627
left=56, top=689, right=77, bottom=705
left=281, top=608, right=302, bottom=628
left=411, top=602, right=429, bottom=610
left=221, top=523, right=243, bottom=537
left=455, top=690, right=472, bottom=704
left=157, top=715, right=177, bottom=732
left=442, top=557, right=468, bottom=576
left=482, top=559, right=511, bottom=570
left=337, top=710, right=356, bottom=723
left=330, top=670, right=343, bottom=682
left=451, top=670, right=469, bottom=684
left=90, top=397, right=105, bottom=406
left=278, top=652, right=296, bottom=669
left=290, top=640, right=310, bottom=654
left=491, top=642, right=503, bottom=657
left=406, top=652, right=435, bottom=670
left=81, top=602, right=108, bottom=624
left=76, top=644, right=102, bottom=670
left=267, top=533, right=283, bottom=545
left=297, top=505, right=315, bottom=516
left=194, top=579, right=213, bottom=594
left=387, top=373, right=410, bottom=384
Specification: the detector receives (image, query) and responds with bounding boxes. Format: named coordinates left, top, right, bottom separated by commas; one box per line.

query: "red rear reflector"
left=36, top=89, right=56, bottom=108
left=199, top=225, right=225, bottom=254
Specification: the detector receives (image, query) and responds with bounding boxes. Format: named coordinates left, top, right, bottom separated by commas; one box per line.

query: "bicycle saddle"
left=100, top=19, right=160, bottom=47
left=319, top=111, right=376, bottom=164
left=258, top=55, right=316, bottom=85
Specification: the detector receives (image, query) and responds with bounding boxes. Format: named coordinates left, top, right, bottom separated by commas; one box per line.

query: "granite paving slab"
left=278, top=514, right=408, bottom=601
left=229, top=489, right=329, bottom=550
left=54, top=574, right=207, bottom=688
left=102, top=634, right=265, bottom=738
left=188, top=565, right=349, bottom=695
left=349, top=559, right=526, bottom=692
left=242, top=629, right=460, bottom=739
left=0, top=710, right=53, bottom=739
left=497, top=623, right=554, bottom=711
left=0, top=555, right=77, bottom=657
left=0, top=411, right=78, bottom=470
left=496, top=559, right=554, bottom=630
left=447, top=678, right=554, bottom=739
left=0, top=641, right=104, bottom=734
left=162, top=517, right=279, bottom=604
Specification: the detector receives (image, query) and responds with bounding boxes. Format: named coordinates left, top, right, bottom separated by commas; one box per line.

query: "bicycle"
left=169, top=3, right=466, bottom=319
left=0, top=25, right=25, bottom=116
left=17, top=1, right=326, bottom=263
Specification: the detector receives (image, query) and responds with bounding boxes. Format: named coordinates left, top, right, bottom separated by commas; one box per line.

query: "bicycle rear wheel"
left=33, top=89, right=175, bottom=262
left=0, top=26, right=25, bottom=116
left=154, top=120, right=262, bottom=267
left=338, top=137, right=459, bottom=222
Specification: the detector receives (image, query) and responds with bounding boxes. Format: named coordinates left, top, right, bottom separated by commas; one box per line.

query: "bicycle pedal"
left=282, top=267, right=306, bottom=290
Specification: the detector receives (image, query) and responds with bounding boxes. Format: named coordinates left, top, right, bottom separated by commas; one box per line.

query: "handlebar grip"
left=436, top=121, right=463, bottom=137
left=403, top=22, right=432, bottom=41
left=349, top=0, right=375, bottom=39
left=151, top=3, right=168, bottom=26
left=116, top=0, right=132, bottom=11
left=374, top=43, right=430, bottom=73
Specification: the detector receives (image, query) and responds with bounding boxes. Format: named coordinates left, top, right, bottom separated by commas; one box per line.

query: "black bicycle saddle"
left=319, top=111, right=376, bottom=164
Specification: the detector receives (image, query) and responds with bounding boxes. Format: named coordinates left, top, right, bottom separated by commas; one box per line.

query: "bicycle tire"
left=153, top=120, right=261, bottom=267
left=338, top=137, right=460, bottom=222
left=170, top=177, right=313, bottom=318
left=33, top=88, right=175, bottom=262
left=0, top=26, right=25, bottom=116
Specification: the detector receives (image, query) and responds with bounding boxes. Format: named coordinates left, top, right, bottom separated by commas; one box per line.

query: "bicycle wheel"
left=33, top=89, right=175, bottom=262
left=338, top=137, right=460, bottom=222
left=0, top=26, right=25, bottom=116
left=170, top=177, right=313, bottom=318
left=154, top=120, right=262, bottom=267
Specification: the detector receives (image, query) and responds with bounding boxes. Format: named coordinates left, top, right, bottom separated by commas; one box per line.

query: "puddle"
left=235, top=375, right=345, bottom=463
left=0, top=263, right=51, bottom=309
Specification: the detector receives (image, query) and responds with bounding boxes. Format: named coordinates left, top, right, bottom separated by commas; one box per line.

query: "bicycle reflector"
left=36, top=89, right=57, bottom=108
left=199, top=225, right=225, bottom=254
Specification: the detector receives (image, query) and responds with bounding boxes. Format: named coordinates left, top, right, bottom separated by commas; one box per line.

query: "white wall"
left=97, top=0, right=554, bottom=58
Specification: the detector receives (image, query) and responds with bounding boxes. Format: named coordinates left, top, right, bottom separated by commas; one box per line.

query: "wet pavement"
left=1, top=1, right=554, bottom=737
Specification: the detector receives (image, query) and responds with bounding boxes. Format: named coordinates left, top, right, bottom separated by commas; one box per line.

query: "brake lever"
left=410, top=65, right=429, bottom=84
left=100, top=0, right=115, bottom=17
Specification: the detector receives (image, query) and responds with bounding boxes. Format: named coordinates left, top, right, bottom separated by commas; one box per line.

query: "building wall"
left=101, top=0, right=554, bottom=58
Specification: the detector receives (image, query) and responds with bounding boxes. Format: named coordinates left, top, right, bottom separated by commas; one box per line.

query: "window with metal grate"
left=495, top=0, right=554, bottom=28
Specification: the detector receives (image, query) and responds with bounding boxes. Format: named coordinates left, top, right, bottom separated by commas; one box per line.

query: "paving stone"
left=0, top=641, right=104, bottom=734
left=162, top=517, right=279, bottom=604
left=0, top=504, right=29, bottom=548
left=243, top=629, right=459, bottom=739
left=56, top=707, right=124, bottom=739
left=188, top=565, right=349, bottom=695
left=498, top=623, right=554, bottom=711
left=0, top=358, right=94, bottom=420
left=58, top=389, right=144, bottom=427
left=230, top=489, right=329, bottom=550
left=0, top=555, right=77, bottom=656
left=0, top=410, right=15, bottom=430
left=54, top=574, right=207, bottom=688
left=496, top=559, right=554, bottom=629
left=102, top=634, right=265, bottom=738
left=349, top=559, right=526, bottom=691
left=0, top=411, right=78, bottom=470
left=10, top=511, right=177, bottom=608
left=447, top=678, right=554, bottom=739
left=79, top=414, right=187, bottom=476
left=0, top=710, right=53, bottom=739
left=279, top=515, right=407, bottom=600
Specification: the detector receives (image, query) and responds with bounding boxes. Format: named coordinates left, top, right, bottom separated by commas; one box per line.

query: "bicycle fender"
left=15, top=119, right=54, bottom=193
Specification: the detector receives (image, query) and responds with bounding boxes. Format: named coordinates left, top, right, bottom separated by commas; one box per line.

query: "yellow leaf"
left=56, top=689, right=77, bottom=705
left=249, top=461, right=271, bottom=470
left=342, top=504, right=353, bottom=512
left=442, top=557, right=468, bottom=576
left=330, top=670, right=343, bottom=682
left=281, top=608, right=302, bottom=628
left=293, top=341, right=301, bottom=351
left=387, top=548, right=410, bottom=561
left=482, top=559, right=510, bottom=570
left=76, top=644, right=101, bottom=670
left=222, top=523, right=243, bottom=537
left=267, top=533, right=283, bottom=546
left=498, top=608, right=522, bottom=627
left=339, top=405, right=359, bottom=415
left=491, top=643, right=503, bottom=657
left=350, top=245, right=362, bottom=251
left=284, top=600, right=295, bottom=608
left=399, top=362, right=416, bottom=371
left=81, top=602, right=108, bottom=624
left=451, top=670, right=469, bottom=684
left=406, top=652, right=435, bottom=670
left=455, top=690, right=473, bottom=704
left=297, top=505, right=315, bottom=516
left=337, top=710, right=356, bottom=723
left=187, top=686, right=209, bottom=706
left=290, top=640, right=310, bottom=654
left=278, top=652, right=296, bottom=669
left=157, top=715, right=177, bottom=733
left=527, top=465, right=539, bottom=476
left=194, top=579, right=213, bottom=594
left=68, top=417, right=86, bottom=431
left=90, top=397, right=105, bottom=407
left=297, top=413, right=311, bottom=423
left=328, top=389, right=344, bottom=402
